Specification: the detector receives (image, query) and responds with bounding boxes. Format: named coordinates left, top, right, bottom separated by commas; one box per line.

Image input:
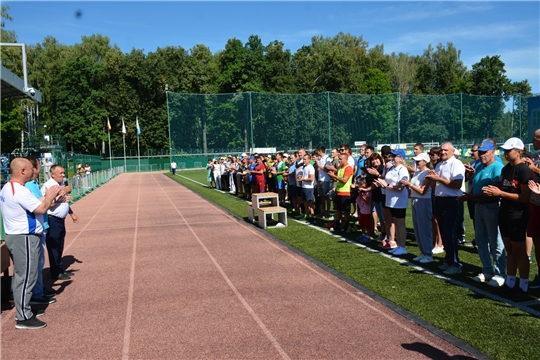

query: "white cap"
left=283, top=153, right=289, bottom=158
left=241, top=153, right=247, bottom=157
left=500, top=137, right=525, bottom=150
left=412, top=153, right=430, bottom=163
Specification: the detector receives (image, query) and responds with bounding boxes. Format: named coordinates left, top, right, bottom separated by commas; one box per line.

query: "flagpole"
left=122, top=117, right=127, bottom=171
left=136, top=116, right=141, bottom=172
left=107, top=117, right=112, bottom=170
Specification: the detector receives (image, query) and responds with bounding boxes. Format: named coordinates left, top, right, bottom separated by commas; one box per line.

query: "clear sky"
left=4, top=1, right=539, bottom=93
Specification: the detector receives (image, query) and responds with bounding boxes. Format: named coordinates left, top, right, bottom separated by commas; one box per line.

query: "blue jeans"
left=474, top=202, right=506, bottom=276
left=412, top=198, right=433, bottom=256
left=32, top=230, right=47, bottom=298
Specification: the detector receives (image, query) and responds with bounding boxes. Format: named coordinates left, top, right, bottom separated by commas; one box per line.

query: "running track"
left=1, top=172, right=487, bottom=359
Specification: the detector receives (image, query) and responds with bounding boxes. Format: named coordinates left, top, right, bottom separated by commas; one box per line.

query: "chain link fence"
left=167, top=92, right=530, bottom=154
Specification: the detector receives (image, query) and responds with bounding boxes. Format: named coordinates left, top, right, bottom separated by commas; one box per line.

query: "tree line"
left=0, top=5, right=532, bottom=154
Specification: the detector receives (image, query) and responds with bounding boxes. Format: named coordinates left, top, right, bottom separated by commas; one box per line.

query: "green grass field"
left=168, top=170, right=539, bottom=360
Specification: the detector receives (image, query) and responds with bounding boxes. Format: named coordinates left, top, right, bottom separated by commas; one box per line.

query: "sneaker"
left=412, top=254, right=425, bottom=262
left=432, top=247, right=444, bottom=254
left=15, top=316, right=47, bottom=330
left=375, top=234, right=386, bottom=241
left=391, top=247, right=408, bottom=256
left=295, top=214, right=307, bottom=220
left=53, top=273, right=71, bottom=280
left=377, top=239, right=390, bottom=248
left=472, top=273, right=493, bottom=283
left=324, top=221, right=335, bottom=229
left=529, top=274, right=540, bottom=289
left=29, top=296, right=56, bottom=305
left=443, top=264, right=462, bottom=275
left=487, top=275, right=505, bottom=287
left=382, top=240, right=397, bottom=249
left=438, top=263, right=450, bottom=271
left=511, top=287, right=531, bottom=302
left=419, top=256, right=434, bottom=264
left=458, top=238, right=466, bottom=244
left=356, top=235, right=370, bottom=243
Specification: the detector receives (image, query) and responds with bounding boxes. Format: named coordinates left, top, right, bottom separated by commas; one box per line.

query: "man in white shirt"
left=297, top=154, right=316, bottom=223
left=0, top=158, right=60, bottom=329
left=42, top=165, right=79, bottom=281
left=426, top=142, right=465, bottom=275
left=316, top=146, right=332, bottom=218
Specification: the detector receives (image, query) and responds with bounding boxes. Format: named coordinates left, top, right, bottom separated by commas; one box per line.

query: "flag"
left=122, top=118, right=126, bottom=136
left=136, top=116, right=141, bottom=135
left=107, top=117, right=111, bottom=131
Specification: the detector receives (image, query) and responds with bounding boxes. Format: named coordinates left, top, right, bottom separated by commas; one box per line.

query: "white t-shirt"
left=318, top=155, right=331, bottom=182
left=434, top=156, right=465, bottom=197
left=302, top=164, right=315, bottom=189
left=410, top=169, right=431, bottom=199
left=348, top=155, right=356, bottom=169
left=0, top=181, right=44, bottom=234
left=384, top=164, right=409, bottom=209
left=42, top=178, right=70, bottom=219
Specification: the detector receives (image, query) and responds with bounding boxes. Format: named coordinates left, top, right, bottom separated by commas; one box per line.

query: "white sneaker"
left=412, top=254, right=424, bottom=261
left=487, top=275, right=505, bottom=287
left=432, top=246, right=444, bottom=254
left=419, top=256, right=433, bottom=264
left=472, top=273, right=493, bottom=283
left=391, top=247, right=408, bottom=256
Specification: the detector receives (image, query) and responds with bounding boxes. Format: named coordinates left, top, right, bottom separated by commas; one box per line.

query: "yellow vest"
left=336, top=164, right=352, bottom=194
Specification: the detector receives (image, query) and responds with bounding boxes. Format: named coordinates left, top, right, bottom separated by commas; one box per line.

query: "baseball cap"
left=381, top=145, right=392, bottom=155
left=241, top=153, right=247, bottom=157
left=391, top=149, right=406, bottom=158
left=500, top=137, right=525, bottom=150
left=412, top=153, right=430, bottom=163
left=249, top=156, right=255, bottom=160
left=477, top=140, right=495, bottom=152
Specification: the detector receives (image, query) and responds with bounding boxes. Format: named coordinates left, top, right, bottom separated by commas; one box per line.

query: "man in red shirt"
left=251, top=156, right=267, bottom=193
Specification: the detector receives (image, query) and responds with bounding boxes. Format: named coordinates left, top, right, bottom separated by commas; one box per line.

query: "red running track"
left=1, top=172, right=485, bottom=359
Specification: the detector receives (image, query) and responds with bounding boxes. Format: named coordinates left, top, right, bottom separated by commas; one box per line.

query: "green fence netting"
left=167, top=92, right=529, bottom=154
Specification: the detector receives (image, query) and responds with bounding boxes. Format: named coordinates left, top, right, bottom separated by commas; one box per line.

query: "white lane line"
left=160, top=174, right=291, bottom=360
left=122, top=174, right=142, bottom=360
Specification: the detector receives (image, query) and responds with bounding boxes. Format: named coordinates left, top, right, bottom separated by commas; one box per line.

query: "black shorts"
left=334, top=195, right=351, bottom=212
left=288, top=184, right=297, bottom=198
left=389, top=207, right=406, bottom=219
left=499, top=209, right=528, bottom=242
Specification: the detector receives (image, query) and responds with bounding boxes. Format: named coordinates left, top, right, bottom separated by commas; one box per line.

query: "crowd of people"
left=0, top=156, right=79, bottom=330
left=204, top=128, right=540, bottom=301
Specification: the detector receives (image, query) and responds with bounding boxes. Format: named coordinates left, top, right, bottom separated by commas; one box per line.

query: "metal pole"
left=137, top=129, right=141, bottom=172
left=108, top=130, right=112, bottom=170
left=249, top=92, right=254, bottom=151
left=123, top=117, right=127, bottom=171
left=397, top=92, right=401, bottom=144
left=327, top=92, right=331, bottom=150
left=460, top=93, right=463, bottom=149
left=165, top=84, right=172, bottom=166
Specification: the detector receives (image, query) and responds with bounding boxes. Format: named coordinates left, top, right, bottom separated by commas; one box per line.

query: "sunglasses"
left=339, top=148, right=345, bottom=152
left=471, top=149, right=478, bottom=152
